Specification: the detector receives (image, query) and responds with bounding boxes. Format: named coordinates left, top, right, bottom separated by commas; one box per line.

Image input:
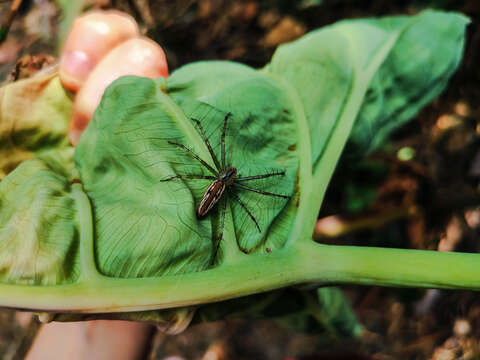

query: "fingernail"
left=60, top=50, right=93, bottom=79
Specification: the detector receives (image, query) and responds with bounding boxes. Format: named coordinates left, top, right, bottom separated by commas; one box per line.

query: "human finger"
left=59, top=10, right=139, bottom=91
left=69, top=37, right=169, bottom=145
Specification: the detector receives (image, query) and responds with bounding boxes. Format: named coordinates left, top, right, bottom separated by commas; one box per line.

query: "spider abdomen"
left=197, top=180, right=225, bottom=218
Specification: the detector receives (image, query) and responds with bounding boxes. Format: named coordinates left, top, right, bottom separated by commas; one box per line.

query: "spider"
left=161, top=112, right=289, bottom=259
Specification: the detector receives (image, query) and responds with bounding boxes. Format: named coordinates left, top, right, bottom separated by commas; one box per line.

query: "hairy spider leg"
left=229, top=190, right=261, bottom=233
left=167, top=141, right=218, bottom=176
left=236, top=171, right=286, bottom=181
left=191, top=118, right=222, bottom=171
left=165, top=116, right=289, bottom=260
left=221, top=112, right=232, bottom=169
left=211, top=197, right=228, bottom=263
left=233, top=182, right=289, bottom=199
left=160, top=174, right=216, bottom=182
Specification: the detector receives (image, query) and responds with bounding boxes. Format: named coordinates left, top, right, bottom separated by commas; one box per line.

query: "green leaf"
left=346, top=10, right=469, bottom=156
left=193, top=287, right=362, bottom=339
left=262, top=20, right=354, bottom=169
left=267, top=288, right=362, bottom=338
left=315, top=287, right=363, bottom=338
left=263, top=9, right=469, bottom=170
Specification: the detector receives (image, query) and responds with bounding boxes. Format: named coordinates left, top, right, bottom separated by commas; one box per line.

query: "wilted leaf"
left=0, top=150, right=78, bottom=285
left=0, top=72, right=72, bottom=179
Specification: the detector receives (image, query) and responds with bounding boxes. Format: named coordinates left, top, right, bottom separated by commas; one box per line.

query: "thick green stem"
left=301, top=242, right=480, bottom=289
left=1, top=240, right=480, bottom=313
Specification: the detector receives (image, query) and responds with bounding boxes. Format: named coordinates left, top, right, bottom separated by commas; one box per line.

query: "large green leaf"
left=347, top=10, right=468, bottom=156
left=74, top=72, right=297, bottom=276
left=0, top=10, right=472, bottom=332
left=263, top=10, right=469, bottom=167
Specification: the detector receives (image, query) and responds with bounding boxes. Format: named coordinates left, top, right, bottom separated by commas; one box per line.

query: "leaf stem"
left=314, top=206, right=418, bottom=240
left=1, top=240, right=480, bottom=313
left=300, top=242, right=480, bottom=290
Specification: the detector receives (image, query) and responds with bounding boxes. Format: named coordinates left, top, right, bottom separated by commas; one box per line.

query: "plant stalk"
left=1, top=240, right=480, bottom=313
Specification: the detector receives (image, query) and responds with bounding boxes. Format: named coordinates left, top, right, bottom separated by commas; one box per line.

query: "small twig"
left=314, top=205, right=420, bottom=240
left=0, top=0, right=23, bottom=44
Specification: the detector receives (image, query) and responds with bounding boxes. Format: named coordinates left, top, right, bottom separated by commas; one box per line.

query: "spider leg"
left=168, top=141, right=218, bottom=176
left=160, top=174, right=216, bottom=182
left=236, top=171, right=286, bottom=181
left=229, top=190, right=261, bottom=233
left=211, top=196, right=228, bottom=264
left=191, top=118, right=222, bottom=170
left=233, top=182, right=290, bottom=199
left=221, top=112, right=231, bottom=169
